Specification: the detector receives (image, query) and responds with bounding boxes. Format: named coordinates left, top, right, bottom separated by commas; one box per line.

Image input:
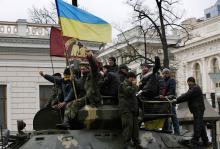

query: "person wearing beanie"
left=108, top=56, right=119, bottom=72
left=39, top=67, right=78, bottom=110
left=118, top=72, right=142, bottom=149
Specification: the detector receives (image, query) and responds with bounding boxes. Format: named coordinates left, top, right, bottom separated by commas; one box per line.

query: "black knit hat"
left=108, top=57, right=116, bottom=63
left=63, top=68, right=70, bottom=75
left=53, top=73, right=61, bottom=77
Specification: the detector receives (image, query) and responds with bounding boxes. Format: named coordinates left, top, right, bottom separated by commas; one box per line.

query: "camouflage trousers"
left=121, top=112, right=139, bottom=144
left=65, top=97, right=86, bottom=119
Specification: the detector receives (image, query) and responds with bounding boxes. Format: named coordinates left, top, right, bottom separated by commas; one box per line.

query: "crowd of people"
left=39, top=53, right=211, bottom=149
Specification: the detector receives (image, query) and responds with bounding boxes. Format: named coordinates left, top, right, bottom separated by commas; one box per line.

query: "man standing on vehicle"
left=118, top=72, right=142, bottom=149
left=173, top=77, right=211, bottom=147
left=160, top=68, right=180, bottom=135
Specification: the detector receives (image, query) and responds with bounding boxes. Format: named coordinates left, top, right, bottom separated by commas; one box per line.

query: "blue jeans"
left=163, top=106, right=180, bottom=135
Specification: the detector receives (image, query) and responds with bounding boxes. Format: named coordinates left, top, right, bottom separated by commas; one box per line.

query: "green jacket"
left=81, top=56, right=102, bottom=106
left=118, top=79, right=138, bottom=114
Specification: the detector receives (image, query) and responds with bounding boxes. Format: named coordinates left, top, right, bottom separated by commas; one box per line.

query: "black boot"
left=56, top=116, right=70, bottom=130
left=202, top=141, right=212, bottom=147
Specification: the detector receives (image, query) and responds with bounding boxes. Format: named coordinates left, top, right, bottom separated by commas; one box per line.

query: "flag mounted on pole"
left=50, top=27, right=89, bottom=58
left=50, top=26, right=66, bottom=57
left=55, top=0, right=112, bottom=43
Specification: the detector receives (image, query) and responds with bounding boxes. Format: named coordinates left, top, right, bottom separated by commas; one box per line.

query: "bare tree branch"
left=28, top=2, right=58, bottom=24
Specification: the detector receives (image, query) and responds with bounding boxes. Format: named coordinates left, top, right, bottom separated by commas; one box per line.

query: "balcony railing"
left=0, top=19, right=57, bottom=38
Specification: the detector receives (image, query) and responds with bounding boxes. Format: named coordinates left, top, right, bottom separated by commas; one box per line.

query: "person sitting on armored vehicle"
left=44, top=73, right=63, bottom=108
left=137, top=56, right=161, bottom=100
left=39, top=68, right=78, bottom=110
left=57, top=52, right=103, bottom=129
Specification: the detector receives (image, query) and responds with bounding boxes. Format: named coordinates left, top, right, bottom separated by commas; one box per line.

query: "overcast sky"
left=0, top=0, right=217, bottom=37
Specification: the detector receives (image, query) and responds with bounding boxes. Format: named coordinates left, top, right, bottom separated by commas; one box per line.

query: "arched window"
left=212, top=58, right=219, bottom=73
left=194, top=63, right=202, bottom=87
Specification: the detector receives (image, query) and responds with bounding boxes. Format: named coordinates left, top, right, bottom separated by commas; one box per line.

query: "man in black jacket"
left=108, top=57, right=118, bottom=72
left=174, top=77, right=210, bottom=147
left=100, top=65, right=120, bottom=97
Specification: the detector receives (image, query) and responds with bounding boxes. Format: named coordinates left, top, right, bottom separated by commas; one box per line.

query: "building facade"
left=97, top=26, right=178, bottom=75
left=172, top=15, right=220, bottom=96
left=205, top=0, right=220, bottom=19
left=0, top=19, right=101, bottom=131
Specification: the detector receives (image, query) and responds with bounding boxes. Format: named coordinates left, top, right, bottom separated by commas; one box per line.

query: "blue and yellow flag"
left=55, top=0, right=112, bottom=43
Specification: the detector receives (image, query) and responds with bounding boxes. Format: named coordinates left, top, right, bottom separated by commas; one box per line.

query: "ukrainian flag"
left=55, top=0, right=112, bottom=43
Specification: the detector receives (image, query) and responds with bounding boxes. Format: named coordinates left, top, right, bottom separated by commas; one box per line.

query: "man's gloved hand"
left=171, top=99, right=177, bottom=105
left=167, top=95, right=176, bottom=100
left=57, top=102, right=67, bottom=109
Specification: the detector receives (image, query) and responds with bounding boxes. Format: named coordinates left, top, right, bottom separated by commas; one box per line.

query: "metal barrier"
left=140, top=96, right=173, bottom=121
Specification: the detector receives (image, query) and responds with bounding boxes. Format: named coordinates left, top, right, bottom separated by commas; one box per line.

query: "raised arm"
left=39, top=71, right=62, bottom=85
left=87, top=54, right=99, bottom=79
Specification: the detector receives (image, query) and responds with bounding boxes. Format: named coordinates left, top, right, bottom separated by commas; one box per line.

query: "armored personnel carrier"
left=1, top=96, right=211, bottom=149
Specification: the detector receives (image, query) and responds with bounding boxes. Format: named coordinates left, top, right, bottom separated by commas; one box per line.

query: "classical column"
left=201, top=58, right=208, bottom=93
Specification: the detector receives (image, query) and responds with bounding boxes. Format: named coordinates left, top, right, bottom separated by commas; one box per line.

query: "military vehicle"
left=0, top=96, right=212, bottom=149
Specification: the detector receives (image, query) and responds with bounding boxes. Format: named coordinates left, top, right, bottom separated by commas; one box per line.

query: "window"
left=212, top=58, right=219, bottom=73
left=194, top=63, right=202, bottom=87
left=206, top=13, right=211, bottom=18
left=216, top=82, right=220, bottom=89
left=39, top=85, right=53, bottom=109
left=0, top=85, right=7, bottom=128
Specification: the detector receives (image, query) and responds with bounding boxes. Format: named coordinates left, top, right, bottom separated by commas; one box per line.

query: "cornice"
left=172, top=34, right=220, bottom=53
left=0, top=36, right=49, bottom=45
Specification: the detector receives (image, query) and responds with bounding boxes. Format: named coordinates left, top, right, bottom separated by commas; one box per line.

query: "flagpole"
left=55, top=0, right=78, bottom=101
left=63, top=37, right=78, bottom=101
